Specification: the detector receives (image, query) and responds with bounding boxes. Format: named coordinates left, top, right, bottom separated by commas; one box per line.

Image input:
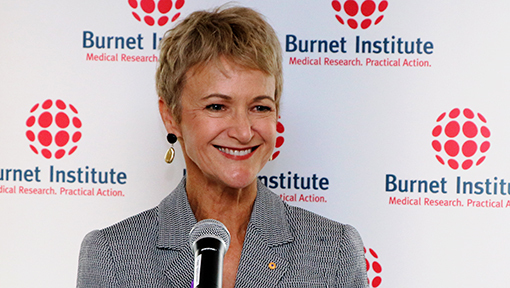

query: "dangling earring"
left=165, top=133, right=177, bottom=164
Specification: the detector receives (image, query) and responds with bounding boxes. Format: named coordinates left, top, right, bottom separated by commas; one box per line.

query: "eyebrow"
left=203, top=94, right=231, bottom=100
left=253, top=95, right=276, bottom=103
left=203, top=94, right=275, bottom=103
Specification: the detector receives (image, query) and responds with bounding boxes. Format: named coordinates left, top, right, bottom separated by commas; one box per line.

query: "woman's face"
left=161, top=58, right=277, bottom=189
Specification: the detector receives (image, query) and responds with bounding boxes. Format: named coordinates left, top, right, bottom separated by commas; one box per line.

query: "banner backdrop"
left=2, top=1, right=510, bottom=287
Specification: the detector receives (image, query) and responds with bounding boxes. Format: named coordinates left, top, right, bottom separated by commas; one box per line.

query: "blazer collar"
left=157, top=177, right=294, bottom=250
left=157, top=177, right=196, bottom=250
left=156, top=178, right=196, bottom=288
left=156, top=177, right=294, bottom=287
left=234, top=181, right=294, bottom=287
left=250, top=180, right=294, bottom=246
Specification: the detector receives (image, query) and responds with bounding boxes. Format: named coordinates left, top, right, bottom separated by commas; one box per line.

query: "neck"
left=185, top=175, right=257, bottom=241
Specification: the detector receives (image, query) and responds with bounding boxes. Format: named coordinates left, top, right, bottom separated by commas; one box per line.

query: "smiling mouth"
left=215, top=146, right=258, bottom=157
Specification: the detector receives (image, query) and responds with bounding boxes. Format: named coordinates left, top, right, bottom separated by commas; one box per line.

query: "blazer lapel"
left=157, top=179, right=197, bottom=287
left=155, top=179, right=294, bottom=288
left=234, top=181, right=294, bottom=288
left=162, top=248, right=194, bottom=288
left=234, top=227, right=289, bottom=287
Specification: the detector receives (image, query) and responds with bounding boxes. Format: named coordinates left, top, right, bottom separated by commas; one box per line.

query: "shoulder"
left=100, top=208, right=159, bottom=240
left=79, top=206, right=159, bottom=259
left=255, top=181, right=364, bottom=250
left=85, top=207, right=160, bottom=260
left=284, top=204, right=363, bottom=246
left=282, top=204, right=368, bottom=287
left=77, top=207, right=162, bottom=287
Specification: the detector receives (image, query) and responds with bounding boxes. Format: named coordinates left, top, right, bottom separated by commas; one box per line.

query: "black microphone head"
left=189, top=219, right=231, bottom=251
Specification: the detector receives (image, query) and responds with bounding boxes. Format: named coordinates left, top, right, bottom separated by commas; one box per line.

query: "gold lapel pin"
left=268, top=262, right=276, bottom=270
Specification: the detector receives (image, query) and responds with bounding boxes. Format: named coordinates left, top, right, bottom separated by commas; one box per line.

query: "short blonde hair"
left=156, top=6, right=283, bottom=122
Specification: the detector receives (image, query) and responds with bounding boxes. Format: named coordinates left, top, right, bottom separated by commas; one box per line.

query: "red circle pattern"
left=432, top=108, right=491, bottom=170
left=25, top=99, right=82, bottom=160
left=129, top=0, right=185, bottom=26
left=365, top=247, right=383, bottom=288
left=272, top=117, right=285, bottom=160
left=332, top=0, right=388, bottom=30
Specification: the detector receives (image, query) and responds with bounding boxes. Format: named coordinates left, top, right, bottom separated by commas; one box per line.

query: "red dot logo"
left=128, top=0, right=185, bottom=26
left=432, top=108, right=491, bottom=170
left=26, top=99, right=82, bottom=160
left=331, top=0, right=388, bottom=29
left=365, top=247, right=383, bottom=287
left=271, top=116, right=285, bottom=160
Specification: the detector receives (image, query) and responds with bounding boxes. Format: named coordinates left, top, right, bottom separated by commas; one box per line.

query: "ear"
left=158, top=98, right=182, bottom=138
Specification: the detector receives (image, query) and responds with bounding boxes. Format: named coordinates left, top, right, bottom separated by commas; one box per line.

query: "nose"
left=227, top=111, right=253, bottom=144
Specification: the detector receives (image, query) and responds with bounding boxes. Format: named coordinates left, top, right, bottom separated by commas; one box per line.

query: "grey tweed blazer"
left=77, top=178, right=368, bottom=287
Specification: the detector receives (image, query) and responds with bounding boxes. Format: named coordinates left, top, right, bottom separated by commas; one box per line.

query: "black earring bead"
left=166, top=133, right=177, bottom=144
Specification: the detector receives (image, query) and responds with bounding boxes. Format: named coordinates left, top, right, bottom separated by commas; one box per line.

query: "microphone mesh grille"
left=189, top=219, right=231, bottom=249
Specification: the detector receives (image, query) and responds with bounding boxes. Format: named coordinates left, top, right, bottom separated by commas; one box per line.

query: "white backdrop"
left=2, top=1, right=510, bottom=287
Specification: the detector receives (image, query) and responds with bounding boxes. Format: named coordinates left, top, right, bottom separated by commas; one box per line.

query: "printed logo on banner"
left=271, top=116, right=285, bottom=160
left=257, top=117, right=331, bottom=202
left=83, top=1, right=190, bottom=63
left=331, top=0, right=389, bottom=30
left=26, top=99, right=82, bottom=160
left=128, top=0, right=185, bottom=26
left=0, top=99, right=128, bottom=197
left=365, top=247, right=383, bottom=287
left=431, top=108, right=491, bottom=170
left=287, top=0, right=435, bottom=68
left=386, top=107, right=509, bottom=209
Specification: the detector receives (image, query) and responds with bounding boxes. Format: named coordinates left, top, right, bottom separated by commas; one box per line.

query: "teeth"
left=218, top=147, right=252, bottom=156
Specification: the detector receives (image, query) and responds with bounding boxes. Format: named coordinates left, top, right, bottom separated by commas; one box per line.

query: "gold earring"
left=165, top=134, right=177, bottom=164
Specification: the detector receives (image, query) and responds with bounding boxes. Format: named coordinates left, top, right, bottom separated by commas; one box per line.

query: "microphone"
left=189, top=219, right=231, bottom=288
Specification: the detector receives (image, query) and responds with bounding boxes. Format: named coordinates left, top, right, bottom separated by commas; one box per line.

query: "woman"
left=77, top=6, right=368, bottom=288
